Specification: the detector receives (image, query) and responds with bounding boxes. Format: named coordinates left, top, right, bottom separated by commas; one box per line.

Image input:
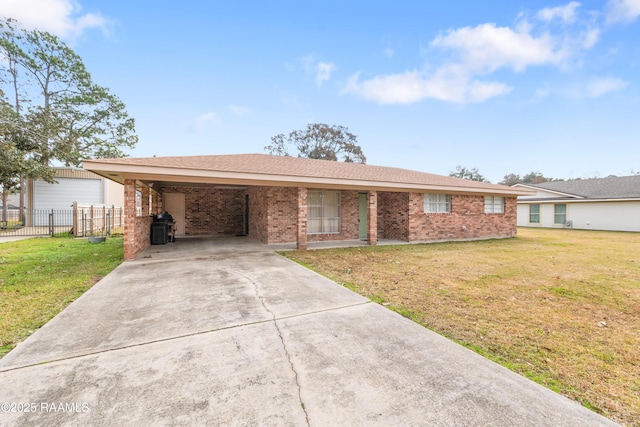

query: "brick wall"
left=246, top=187, right=360, bottom=244
left=407, top=193, right=517, bottom=242
left=246, top=186, right=269, bottom=243
left=378, top=192, right=410, bottom=240
left=367, top=190, right=377, bottom=245
left=297, top=188, right=307, bottom=249
left=124, top=179, right=153, bottom=261
left=123, top=179, right=136, bottom=260
left=159, top=187, right=244, bottom=236
left=266, top=187, right=298, bottom=244
left=245, top=186, right=300, bottom=244
left=134, top=216, right=152, bottom=255
left=151, top=190, right=162, bottom=215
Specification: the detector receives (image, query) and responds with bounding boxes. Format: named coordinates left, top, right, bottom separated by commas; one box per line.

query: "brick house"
left=82, top=154, right=531, bottom=260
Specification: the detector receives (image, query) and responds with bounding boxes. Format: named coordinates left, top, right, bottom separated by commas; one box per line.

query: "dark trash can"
left=151, top=222, right=169, bottom=245
left=151, top=211, right=176, bottom=244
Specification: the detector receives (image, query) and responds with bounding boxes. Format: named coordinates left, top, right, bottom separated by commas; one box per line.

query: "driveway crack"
left=229, top=268, right=311, bottom=427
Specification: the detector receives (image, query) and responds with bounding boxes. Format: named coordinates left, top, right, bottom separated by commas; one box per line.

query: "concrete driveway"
left=0, top=237, right=617, bottom=426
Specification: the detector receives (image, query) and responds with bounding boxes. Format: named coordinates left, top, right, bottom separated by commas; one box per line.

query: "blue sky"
left=2, top=0, right=639, bottom=182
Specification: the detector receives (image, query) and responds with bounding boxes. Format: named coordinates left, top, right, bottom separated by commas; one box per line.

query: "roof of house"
left=519, top=175, right=640, bottom=199
left=83, top=153, right=529, bottom=195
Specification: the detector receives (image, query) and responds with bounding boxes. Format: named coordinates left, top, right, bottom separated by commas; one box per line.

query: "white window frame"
left=424, top=193, right=451, bottom=213
left=484, top=196, right=504, bottom=214
left=554, top=204, right=567, bottom=225
left=307, top=191, right=341, bottom=234
left=529, top=204, right=540, bottom=224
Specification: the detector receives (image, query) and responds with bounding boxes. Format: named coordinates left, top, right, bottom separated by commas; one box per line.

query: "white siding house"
left=515, top=176, right=640, bottom=232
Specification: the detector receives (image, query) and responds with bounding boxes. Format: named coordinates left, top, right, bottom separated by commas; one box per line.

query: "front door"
left=163, top=193, right=185, bottom=236
left=358, top=193, right=368, bottom=239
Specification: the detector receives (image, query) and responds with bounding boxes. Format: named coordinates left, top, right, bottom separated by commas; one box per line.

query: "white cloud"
left=343, top=69, right=512, bottom=105
left=467, top=80, right=514, bottom=103
left=192, top=111, right=220, bottom=132
left=345, top=21, right=567, bottom=104
left=431, top=23, right=566, bottom=73
left=606, top=0, right=640, bottom=24
left=301, top=55, right=337, bottom=87
left=344, top=4, right=606, bottom=106
left=585, top=77, right=629, bottom=97
left=582, top=27, right=600, bottom=49
left=537, top=2, right=581, bottom=23
left=315, top=61, right=336, bottom=86
left=0, top=0, right=111, bottom=39
left=228, top=104, right=250, bottom=116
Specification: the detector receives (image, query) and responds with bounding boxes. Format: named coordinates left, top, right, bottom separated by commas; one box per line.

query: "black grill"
left=151, top=211, right=176, bottom=244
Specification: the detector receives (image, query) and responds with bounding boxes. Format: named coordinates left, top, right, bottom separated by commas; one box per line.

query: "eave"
left=84, top=160, right=533, bottom=196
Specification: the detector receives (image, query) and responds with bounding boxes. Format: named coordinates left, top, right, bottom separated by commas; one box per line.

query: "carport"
left=83, top=153, right=529, bottom=260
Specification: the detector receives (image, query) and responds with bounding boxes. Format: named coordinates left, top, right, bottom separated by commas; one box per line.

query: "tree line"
left=448, top=166, right=556, bottom=185
left=448, top=165, right=635, bottom=185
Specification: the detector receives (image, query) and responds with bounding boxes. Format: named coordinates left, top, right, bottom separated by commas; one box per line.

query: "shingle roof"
left=84, top=153, right=526, bottom=195
left=528, top=175, right=640, bottom=199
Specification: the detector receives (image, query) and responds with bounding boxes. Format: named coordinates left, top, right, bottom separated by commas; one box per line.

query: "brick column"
left=141, top=185, right=150, bottom=217
left=367, top=190, right=378, bottom=246
left=297, top=187, right=307, bottom=250
left=123, top=179, right=137, bottom=261
left=156, top=191, right=163, bottom=214
left=150, top=190, right=158, bottom=215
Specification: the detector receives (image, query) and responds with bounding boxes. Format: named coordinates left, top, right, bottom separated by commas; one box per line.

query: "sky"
left=1, top=0, right=639, bottom=183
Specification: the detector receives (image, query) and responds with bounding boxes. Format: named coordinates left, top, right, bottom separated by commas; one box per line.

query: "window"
left=554, top=204, right=567, bottom=224
left=529, top=204, right=540, bottom=223
left=307, top=191, right=341, bottom=234
left=484, top=196, right=504, bottom=214
left=424, top=194, right=451, bottom=213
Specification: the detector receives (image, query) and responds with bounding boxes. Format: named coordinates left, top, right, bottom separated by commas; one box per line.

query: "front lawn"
left=0, top=237, right=124, bottom=358
left=284, top=228, right=640, bottom=426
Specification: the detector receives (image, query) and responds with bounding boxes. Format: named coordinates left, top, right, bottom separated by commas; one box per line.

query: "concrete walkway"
left=0, top=237, right=618, bottom=426
left=0, top=235, right=36, bottom=243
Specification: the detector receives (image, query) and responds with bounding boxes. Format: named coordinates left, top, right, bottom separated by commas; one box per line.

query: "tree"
left=499, top=171, right=552, bottom=186
left=265, top=123, right=366, bottom=163
left=522, top=171, right=550, bottom=184
left=0, top=91, right=52, bottom=222
left=0, top=18, right=138, bottom=220
left=449, top=165, right=488, bottom=182
left=499, top=173, right=522, bottom=186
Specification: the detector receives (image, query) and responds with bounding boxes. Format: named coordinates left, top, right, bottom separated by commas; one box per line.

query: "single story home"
left=514, top=175, right=640, bottom=232
left=83, top=153, right=531, bottom=260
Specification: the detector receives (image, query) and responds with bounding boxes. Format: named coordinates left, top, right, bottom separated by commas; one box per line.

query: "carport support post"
left=367, top=190, right=377, bottom=246
left=152, top=190, right=161, bottom=214
left=297, top=187, right=307, bottom=250
left=141, top=185, right=150, bottom=216
left=123, top=179, right=137, bottom=261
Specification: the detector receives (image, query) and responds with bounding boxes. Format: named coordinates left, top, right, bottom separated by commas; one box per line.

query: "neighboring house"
left=83, top=153, right=531, bottom=260
left=13, top=167, right=124, bottom=226
left=514, top=175, right=640, bottom=232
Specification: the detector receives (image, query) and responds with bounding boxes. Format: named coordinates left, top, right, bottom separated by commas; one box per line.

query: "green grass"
left=284, top=228, right=640, bottom=427
left=0, top=236, right=124, bottom=358
left=0, top=219, right=22, bottom=230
